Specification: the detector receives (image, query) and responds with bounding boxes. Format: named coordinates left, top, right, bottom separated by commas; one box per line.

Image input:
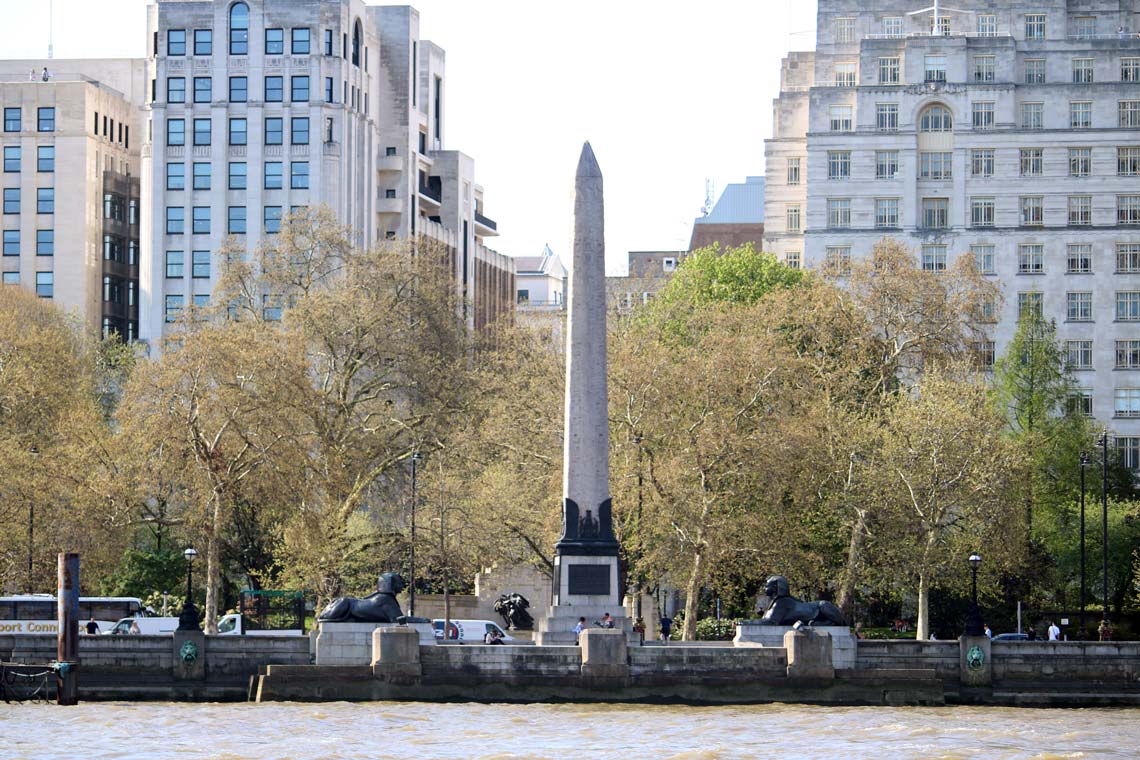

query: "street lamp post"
left=177, top=547, right=200, bottom=631
left=1079, top=453, right=1090, bottom=638
left=26, top=445, right=38, bottom=593
left=408, top=452, right=422, bottom=617
left=964, top=553, right=984, bottom=636
left=1097, top=429, right=1110, bottom=629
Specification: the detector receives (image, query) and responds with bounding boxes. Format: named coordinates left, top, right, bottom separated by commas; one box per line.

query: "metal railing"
left=474, top=211, right=497, bottom=231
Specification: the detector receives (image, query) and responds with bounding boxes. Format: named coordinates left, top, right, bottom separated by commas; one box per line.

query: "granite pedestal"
left=734, top=623, right=856, bottom=669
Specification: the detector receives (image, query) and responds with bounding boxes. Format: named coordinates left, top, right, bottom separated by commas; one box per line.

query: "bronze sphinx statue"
left=755, top=575, right=846, bottom=627
left=317, top=572, right=407, bottom=623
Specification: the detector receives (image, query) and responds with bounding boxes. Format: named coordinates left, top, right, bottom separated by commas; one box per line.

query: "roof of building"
left=512, top=245, right=566, bottom=277
left=694, top=176, right=765, bottom=225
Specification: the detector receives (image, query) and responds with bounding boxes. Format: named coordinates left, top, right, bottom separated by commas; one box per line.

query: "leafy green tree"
left=653, top=244, right=805, bottom=309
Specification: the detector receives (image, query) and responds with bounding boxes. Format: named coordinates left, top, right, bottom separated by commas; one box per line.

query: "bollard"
left=56, top=552, right=80, bottom=705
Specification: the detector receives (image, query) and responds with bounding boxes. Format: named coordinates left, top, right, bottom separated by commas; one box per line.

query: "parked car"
left=992, top=632, right=1029, bottom=641
left=106, top=616, right=179, bottom=635
left=432, top=619, right=516, bottom=643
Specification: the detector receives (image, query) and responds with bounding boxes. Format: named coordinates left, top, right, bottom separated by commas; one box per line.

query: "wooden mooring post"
left=56, top=552, right=79, bottom=705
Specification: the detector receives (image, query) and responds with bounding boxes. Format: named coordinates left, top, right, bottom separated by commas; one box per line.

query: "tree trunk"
left=681, top=545, right=704, bottom=641
left=204, top=488, right=223, bottom=634
left=836, top=509, right=866, bottom=618
left=916, top=572, right=929, bottom=640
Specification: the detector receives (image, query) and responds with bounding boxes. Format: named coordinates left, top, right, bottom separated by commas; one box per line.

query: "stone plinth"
left=535, top=605, right=635, bottom=646
left=959, top=634, right=992, bottom=687
left=371, top=626, right=422, bottom=679
left=315, top=622, right=383, bottom=666
left=784, top=629, right=834, bottom=682
left=579, top=628, right=628, bottom=679
left=734, top=623, right=856, bottom=669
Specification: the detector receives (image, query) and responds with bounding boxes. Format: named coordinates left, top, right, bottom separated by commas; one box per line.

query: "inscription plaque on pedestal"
left=568, top=564, right=610, bottom=596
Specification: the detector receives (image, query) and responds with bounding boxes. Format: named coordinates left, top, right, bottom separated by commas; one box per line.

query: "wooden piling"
left=57, top=552, right=79, bottom=705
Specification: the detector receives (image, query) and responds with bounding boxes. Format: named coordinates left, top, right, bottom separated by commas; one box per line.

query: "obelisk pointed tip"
left=576, top=142, right=602, bottom=179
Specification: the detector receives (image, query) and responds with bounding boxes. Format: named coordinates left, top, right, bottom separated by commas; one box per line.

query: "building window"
left=970, top=197, right=995, bottom=227
left=3, top=188, right=19, bottom=214
left=1116, top=291, right=1140, bottom=320
left=290, top=161, right=309, bottom=189
left=972, top=244, right=995, bottom=274
left=35, top=271, right=52, bottom=298
left=193, top=29, right=212, bottom=56
left=167, top=118, right=185, bottom=146
left=827, top=198, right=851, bottom=228
left=1020, top=196, right=1044, bottom=226
left=264, top=162, right=283, bottom=189
left=1117, top=437, right=1140, bottom=470
left=168, top=29, right=186, bottom=56
left=1067, top=340, right=1093, bottom=369
left=825, top=246, right=851, bottom=275
left=325, top=77, right=334, bottom=104
left=1068, top=389, right=1094, bottom=418
left=167, top=76, right=185, bottom=103
left=919, top=104, right=952, bottom=132
left=167, top=163, right=185, bottom=190
left=192, top=162, right=211, bottom=190
left=324, top=29, right=333, bottom=56
left=1068, top=195, right=1092, bottom=226
left=516, top=289, right=529, bottom=305
left=264, top=206, right=282, bottom=233
left=1115, top=388, right=1140, bottom=418
left=291, top=75, right=310, bottom=102
left=876, top=103, right=898, bottom=131
left=265, top=76, right=283, bottom=102
left=104, top=194, right=125, bottom=221
left=227, top=117, right=247, bottom=146
left=976, top=341, right=996, bottom=370
left=974, top=55, right=996, bottom=82
left=919, top=152, right=952, bottom=179
left=228, top=162, right=247, bottom=190
left=1021, top=102, right=1044, bottom=129
left=265, top=28, right=284, bottom=55
left=3, top=108, right=20, bottom=132
left=1122, top=58, right=1140, bottom=82
left=291, top=117, right=309, bottom=145
left=352, top=20, right=363, bottom=66
left=930, top=15, right=951, bottom=35
left=1025, top=14, right=1046, bottom=40
left=1018, top=244, right=1044, bottom=273
left=924, top=55, right=947, bottom=82
left=1019, top=148, right=1043, bottom=176
left=922, top=244, right=947, bottom=272
left=785, top=204, right=801, bottom=233
left=827, top=151, right=851, bottom=179
left=1117, top=340, right=1140, bottom=369
left=36, top=188, right=53, bottom=214
left=977, top=14, right=997, bottom=36
left=1070, top=101, right=1092, bottom=129
left=193, top=76, right=212, bottom=103
left=875, top=198, right=899, bottom=228
left=37, top=146, right=54, bottom=173
left=1118, top=244, right=1140, bottom=273
left=230, top=2, right=249, bottom=55
left=35, top=229, right=52, bottom=256
left=1073, top=16, right=1097, bottom=39
left=786, top=157, right=800, bottom=185
left=1119, top=147, right=1140, bottom=176
left=878, top=57, right=899, bottom=84
left=229, top=76, right=247, bottom=102
left=164, top=294, right=183, bottom=323
left=2, top=272, right=16, bottom=284
left=1069, top=147, right=1091, bottom=177
left=1068, top=244, right=1093, bottom=273
left=971, top=149, right=994, bottom=177
left=1119, top=195, right=1140, bottom=225
left=921, top=198, right=949, bottom=229
left=882, top=17, right=903, bottom=37
left=2, top=146, right=19, bottom=172
left=165, top=251, right=184, bottom=278
left=1120, top=101, right=1140, bottom=128
left=829, top=105, right=853, bottom=131
left=1018, top=291, right=1043, bottom=319
left=1025, top=59, right=1046, bottom=84
left=193, top=118, right=211, bottom=146
left=2, top=229, right=17, bottom=255
left=1067, top=291, right=1093, bottom=321
left=875, top=150, right=899, bottom=179
left=289, top=27, right=310, bottom=55
left=192, top=250, right=210, bottom=278
left=1072, top=58, right=1094, bottom=84
left=834, top=62, right=856, bottom=87
left=835, top=17, right=855, bottom=43
left=785, top=251, right=801, bottom=269
left=37, top=108, right=54, bottom=132
left=972, top=101, right=994, bottom=130
left=166, top=207, right=184, bottom=234
left=265, top=117, right=283, bottom=145
left=192, top=206, right=210, bottom=235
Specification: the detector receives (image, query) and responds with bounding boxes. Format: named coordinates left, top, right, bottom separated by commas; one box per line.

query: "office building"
left=689, top=175, right=766, bottom=251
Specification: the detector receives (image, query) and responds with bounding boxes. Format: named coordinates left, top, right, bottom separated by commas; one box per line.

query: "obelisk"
left=536, top=143, right=624, bottom=645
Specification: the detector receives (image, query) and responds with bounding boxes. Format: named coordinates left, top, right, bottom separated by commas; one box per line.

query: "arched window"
left=352, top=20, right=362, bottom=67
left=230, top=2, right=249, bottom=55
left=919, top=104, right=953, bottom=132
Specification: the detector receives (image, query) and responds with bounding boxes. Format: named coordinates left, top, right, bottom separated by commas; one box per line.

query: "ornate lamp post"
left=964, top=553, right=984, bottom=636
left=1097, top=429, right=1110, bottom=629
left=177, top=547, right=200, bottom=631
left=1079, top=452, right=1090, bottom=637
left=408, top=451, right=422, bottom=617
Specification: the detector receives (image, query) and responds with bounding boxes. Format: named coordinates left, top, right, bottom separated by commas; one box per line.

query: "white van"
left=106, top=616, right=180, bottom=635
left=433, top=619, right=516, bottom=643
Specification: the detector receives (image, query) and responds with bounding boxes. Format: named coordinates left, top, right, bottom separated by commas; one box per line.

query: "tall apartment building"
left=141, top=0, right=511, bottom=341
left=0, top=59, right=146, bottom=337
left=765, top=1, right=1140, bottom=469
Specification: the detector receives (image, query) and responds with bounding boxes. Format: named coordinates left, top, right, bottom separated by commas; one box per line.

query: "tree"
left=651, top=244, right=805, bottom=311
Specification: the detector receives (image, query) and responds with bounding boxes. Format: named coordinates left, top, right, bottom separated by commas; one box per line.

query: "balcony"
left=474, top=210, right=498, bottom=235
left=418, top=175, right=441, bottom=205
left=378, top=154, right=403, bottom=172
left=378, top=195, right=403, bottom=214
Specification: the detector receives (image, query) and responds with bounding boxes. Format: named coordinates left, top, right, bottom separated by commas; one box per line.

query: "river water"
left=2, top=701, right=1136, bottom=759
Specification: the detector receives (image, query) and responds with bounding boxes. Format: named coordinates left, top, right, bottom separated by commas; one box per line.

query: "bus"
left=0, top=595, right=145, bottom=635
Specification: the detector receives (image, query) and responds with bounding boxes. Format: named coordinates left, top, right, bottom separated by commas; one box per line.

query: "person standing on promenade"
left=1048, top=620, right=1060, bottom=641
left=573, top=617, right=586, bottom=644
left=85, top=618, right=100, bottom=635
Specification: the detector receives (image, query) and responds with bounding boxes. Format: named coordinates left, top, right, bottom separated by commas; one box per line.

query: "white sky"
left=0, top=0, right=819, bottom=273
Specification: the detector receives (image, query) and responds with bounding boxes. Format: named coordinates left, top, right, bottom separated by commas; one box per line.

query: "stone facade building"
left=0, top=59, right=147, bottom=337
left=765, top=0, right=1140, bottom=468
